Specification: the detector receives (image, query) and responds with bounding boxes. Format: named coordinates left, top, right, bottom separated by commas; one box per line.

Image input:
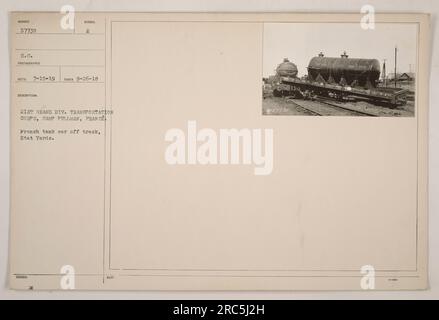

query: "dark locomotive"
left=270, top=52, right=407, bottom=107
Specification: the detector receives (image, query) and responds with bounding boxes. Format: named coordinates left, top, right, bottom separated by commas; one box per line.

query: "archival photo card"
left=9, top=12, right=429, bottom=291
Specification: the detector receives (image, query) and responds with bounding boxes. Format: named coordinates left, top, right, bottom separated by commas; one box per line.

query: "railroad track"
left=286, top=97, right=378, bottom=117
left=315, top=99, right=378, bottom=117
left=285, top=98, right=323, bottom=116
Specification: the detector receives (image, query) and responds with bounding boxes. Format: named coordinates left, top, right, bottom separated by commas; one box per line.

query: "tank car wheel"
left=273, top=89, right=282, bottom=97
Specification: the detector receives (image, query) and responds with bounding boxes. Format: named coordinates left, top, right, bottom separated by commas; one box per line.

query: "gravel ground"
left=262, top=96, right=415, bottom=117
left=262, top=96, right=307, bottom=115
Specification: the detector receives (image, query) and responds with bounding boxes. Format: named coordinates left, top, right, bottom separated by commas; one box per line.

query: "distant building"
left=399, top=72, right=415, bottom=81
left=387, top=72, right=415, bottom=81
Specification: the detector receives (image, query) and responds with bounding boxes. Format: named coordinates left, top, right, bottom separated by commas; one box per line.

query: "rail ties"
left=286, top=98, right=323, bottom=116
left=316, top=99, right=378, bottom=117
left=286, top=97, right=378, bottom=117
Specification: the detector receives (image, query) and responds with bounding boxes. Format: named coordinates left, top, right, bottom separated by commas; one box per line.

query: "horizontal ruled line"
left=15, top=32, right=104, bottom=35
left=16, top=65, right=104, bottom=67
left=15, top=81, right=105, bottom=84
left=16, top=48, right=104, bottom=51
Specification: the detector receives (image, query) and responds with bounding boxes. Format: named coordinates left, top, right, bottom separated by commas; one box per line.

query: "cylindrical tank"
left=308, top=55, right=380, bottom=87
left=276, top=58, right=298, bottom=78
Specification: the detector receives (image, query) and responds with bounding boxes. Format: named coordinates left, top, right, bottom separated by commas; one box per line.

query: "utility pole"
left=394, top=46, right=398, bottom=88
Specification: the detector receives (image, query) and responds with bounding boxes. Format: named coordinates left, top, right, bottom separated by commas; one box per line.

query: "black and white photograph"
left=262, top=23, right=417, bottom=117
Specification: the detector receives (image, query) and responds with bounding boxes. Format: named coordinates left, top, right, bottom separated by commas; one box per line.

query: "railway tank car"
left=274, top=52, right=407, bottom=106
left=307, top=52, right=381, bottom=87
left=272, top=58, right=298, bottom=97
left=276, top=58, right=298, bottom=77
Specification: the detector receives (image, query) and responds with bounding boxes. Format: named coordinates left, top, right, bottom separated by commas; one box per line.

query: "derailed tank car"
left=276, top=58, right=298, bottom=77
left=272, top=58, right=298, bottom=97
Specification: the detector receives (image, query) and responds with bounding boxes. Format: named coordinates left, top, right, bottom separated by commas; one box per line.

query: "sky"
left=263, top=23, right=418, bottom=78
